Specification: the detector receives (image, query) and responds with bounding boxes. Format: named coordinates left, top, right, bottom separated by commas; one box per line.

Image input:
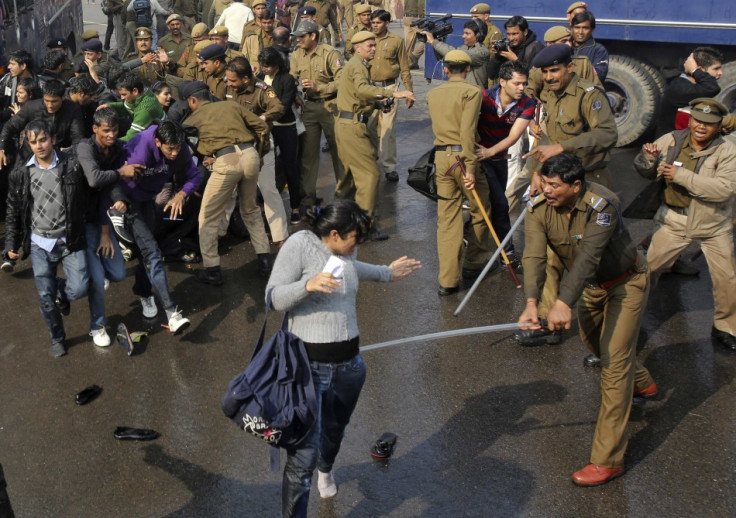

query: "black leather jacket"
left=4, top=150, right=88, bottom=258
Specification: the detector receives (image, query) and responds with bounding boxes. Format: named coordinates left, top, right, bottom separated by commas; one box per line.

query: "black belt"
left=435, top=145, right=462, bottom=152
left=338, top=111, right=369, bottom=124
left=665, top=204, right=689, bottom=215
left=374, top=78, right=396, bottom=87
left=214, top=142, right=253, bottom=158
left=305, top=95, right=336, bottom=102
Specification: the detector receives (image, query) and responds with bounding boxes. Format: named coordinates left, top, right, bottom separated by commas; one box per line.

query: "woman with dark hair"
left=151, top=81, right=173, bottom=117
left=266, top=200, right=421, bottom=517
left=258, top=45, right=301, bottom=224
left=9, top=77, right=41, bottom=116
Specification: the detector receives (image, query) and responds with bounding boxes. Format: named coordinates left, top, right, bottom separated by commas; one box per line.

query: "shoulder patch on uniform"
left=592, top=100, right=602, bottom=110
left=527, top=193, right=547, bottom=212
left=267, top=90, right=275, bottom=98
left=595, top=213, right=612, bottom=227
left=335, top=58, right=343, bottom=67
left=584, top=193, right=608, bottom=212
left=255, top=81, right=267, bottom=90
left=585, top=85, right=595, bottom=92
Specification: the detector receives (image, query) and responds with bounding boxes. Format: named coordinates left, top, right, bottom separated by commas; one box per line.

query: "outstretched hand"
left=388, top=256, right=421, bottom=280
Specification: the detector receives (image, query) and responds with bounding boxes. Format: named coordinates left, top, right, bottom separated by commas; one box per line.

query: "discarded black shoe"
left=515, top=320, right=563, bottom=346
left=116, top=323, right=135, bottom=356
left=371, top=432, right=397, bottom=459
left=113, top=427, right=160, bottom=441
left=75, top=384, right=102, bottom=406
left=584, top=354, right=601, bottom=368
left=385, top=171, right=399, bottom=182
left=196, top=266, right=224, bottom=286
left=712, top=326, right=736, bottom=350
left=107, top=208, right=135, bottom=246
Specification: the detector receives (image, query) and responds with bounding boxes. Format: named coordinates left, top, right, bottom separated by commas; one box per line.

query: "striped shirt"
left=478, top=84, right=536, bottom=158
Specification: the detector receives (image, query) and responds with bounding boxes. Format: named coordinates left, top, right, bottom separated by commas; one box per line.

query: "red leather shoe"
left=634, top=382, right=658, bottom=399
left=572, top=463, right=624, bottom=486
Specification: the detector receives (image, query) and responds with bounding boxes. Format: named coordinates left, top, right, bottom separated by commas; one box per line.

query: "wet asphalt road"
left=1, top=5, right=735, bottom=517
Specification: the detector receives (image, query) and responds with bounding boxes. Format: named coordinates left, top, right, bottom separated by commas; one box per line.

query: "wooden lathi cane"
left=454, top=155, right=521, bottom=289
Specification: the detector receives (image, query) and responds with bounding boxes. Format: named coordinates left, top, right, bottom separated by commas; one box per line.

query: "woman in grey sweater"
left=267, top=200, right=420, bottom=517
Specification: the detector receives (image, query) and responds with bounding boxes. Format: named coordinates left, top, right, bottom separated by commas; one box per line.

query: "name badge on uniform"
left=596, top=213, right=611, bottom=227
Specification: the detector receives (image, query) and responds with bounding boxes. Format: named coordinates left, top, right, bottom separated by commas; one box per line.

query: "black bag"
left=221, top=291, right=318, bottom=450
left=622, top=179, right=663, bottom=219
left=407, top=148, right=455, bottom=202
left=133, top=0, right=153, bottom=27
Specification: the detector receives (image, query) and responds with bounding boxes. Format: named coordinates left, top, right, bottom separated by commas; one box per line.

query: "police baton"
left=454, top=155, right=521, bottom=289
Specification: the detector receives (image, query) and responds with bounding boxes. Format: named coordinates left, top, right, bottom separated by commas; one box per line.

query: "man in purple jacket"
left=114, top=121, right=202, bottom=333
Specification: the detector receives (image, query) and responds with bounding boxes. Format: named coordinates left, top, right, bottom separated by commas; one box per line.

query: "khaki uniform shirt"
left=427, top=76, right=482, bottom=168
left=176, top=40, right=201, bottom=71
left=180, top=61, right=207, bottom=81
left=523, top=183, right=640, bottom=307
left=526, top=56, right=601, bottom=100
left=344, top=23, right=371, bottom=59
left=336, top=56, right=392, bottom=117
left=371, top=31, right=412, bottom=91
left=305, top=0, right=339, bottom=33
left=539, top=74, right=618, bottom=171
left=124, top=51, right=167, bottom=85
left=226, top=81, right=286, bottom=123
left=290, top=44, right=344, bottom=100
left=403, top=0, right=424, bottom=17
left=242, top=29, right=273, bottom=70
left=158, top=33, right=192, bottom=64
left=206, top=65, right=229, bottom=100
left=185, top=99, right=269, bottom=156
left=664, top=139, right=698, bottom=207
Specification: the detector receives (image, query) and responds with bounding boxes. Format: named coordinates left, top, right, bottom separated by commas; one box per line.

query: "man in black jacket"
left=3, top=119, right=89, bottom=358
left=0, top=80, right=85, bottom=170
left=654, top=46, right=723, bottom=138
left=487, top=16, right=544, bottom=80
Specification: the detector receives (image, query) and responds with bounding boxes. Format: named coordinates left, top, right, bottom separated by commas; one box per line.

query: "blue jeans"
left=482, top=159, right=514, bottom=252
left=85, top=223, right=127, bottom=331
left=127, top=201, right=174, bottom=311
left=30, top=241, right=88, bottom=345
left=282, top=354, right=366, bottom=518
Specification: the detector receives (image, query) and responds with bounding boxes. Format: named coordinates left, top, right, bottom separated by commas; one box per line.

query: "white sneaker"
left=141, top=296, right=158, bottom=318
left=89, top=328, right=111, bottom=347
left=167, top=308, right=190, bottom=334
left=317, top=471, right=337, bottom=499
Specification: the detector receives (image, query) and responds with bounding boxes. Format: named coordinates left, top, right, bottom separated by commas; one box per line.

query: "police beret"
left=194, top=40, right=212, bottom=54
left=470, top=3, right=491, bottom=14
left=251, top=0, right=267, bottom=7
left=544, top=26, right=570, bottom=43
left=135, top=27, right=153, bottom=39
left=47, top=37, right=66, bottom=49
left=82, top=29, right=99, bottom=41
left=444, top=50, right=472, bottom=65
left=179, top=81, right=209, bottom=100
left=299, top=6, right=317, bottom=16
left=191, top=23, right=209, bottom=38
left=209, top=25, right=229, bottom=37
left=293, top=20, right=319, bottom=37
left=354, top=4, right=371, bottom=14
left=531, top=43, right=572, bottom=68
left=81, top=39, right=104, bottom=53
left=689, top=97, right=729, bottom=123
left=351, top=30, right=376, bottom=45
left=166, top=13, right=184, bottom=24
left=199, top=43, right=227, bottom=61
left=567, top=1, right=587, bottom=14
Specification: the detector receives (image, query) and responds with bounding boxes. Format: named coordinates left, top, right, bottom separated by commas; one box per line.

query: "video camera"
left=412, top=14, right=454, bottom=43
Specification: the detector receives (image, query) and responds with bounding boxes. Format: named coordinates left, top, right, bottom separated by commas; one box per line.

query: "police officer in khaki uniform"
left=289, top=20, right=345, bottom=212
left=158, top=14, right=192, bottom=63
left=512, top=44, right=617, bottom=346
left=345, top=4, right=372, bottom=60
left=337, top=0, right=355, bottom=31
left=241, top=9, right=275, bottom=73
left=174, top=39, right=211, bottom=81
left=402, top=0, right=424, bottom=68
left=299, top=6, right=332, bottom=44
left=199, top=43, right=230, bottom=99
left=209, top=26, right=244, bottom=61
left=241, top=0, right=267, bottom=42
left=427, top=50, right=492, bottom=294
left=367, top=9, right=413, bottom=182
left=634, top=98, right=736, bottom=350
left=519, top=153, right=657, bottom=486
left=180, top=80, right=272, bottom=284
left=175, top=22, right=210, bottom=71
left=335, top=30, right=414, bottom=239
left=124, top=27, right=167, bottom=86
left=469, top=3, right=504, bottom=53
left=304, top=0, right=341, bottom=45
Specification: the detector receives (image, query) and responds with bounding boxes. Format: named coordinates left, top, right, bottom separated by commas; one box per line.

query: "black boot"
left=196, top=266, right=224, bottom=286
left=257, top=253, right=272, bottom=278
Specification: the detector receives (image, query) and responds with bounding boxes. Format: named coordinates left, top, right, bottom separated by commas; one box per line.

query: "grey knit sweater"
left=266, top=230, right=393, bottom=343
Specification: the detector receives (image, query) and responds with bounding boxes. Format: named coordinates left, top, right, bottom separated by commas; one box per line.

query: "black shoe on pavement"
left=321, top=143, right=330, bottom=153
left=257, top=253, right=272, bottom=278
left=196, top=266, right=224, bottom=286
left=107, top=208, right=135, bottom=246
left=368, top=228, right=389, bottom=241
left=584, top=354, right=601, bottom=368
left=438, top=285, right=459, bottom=296
left=504, top=251, right=522, bottom=273
left=1, top=259, right=14, bottom=272
left=515, top=322, right=563, bottom=346
left=712, top=326, right=736, bottom=350
left=385, top=171, right=399, bottom=182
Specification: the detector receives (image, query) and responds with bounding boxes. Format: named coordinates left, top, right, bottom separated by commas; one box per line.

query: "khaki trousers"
left=435, top=151, right=492, bottom=287
left=335, top=117, right=380, bottom=216
left=199, top=147, right=270, bottom=267
left=367, top=83, right=398, bottom=175
left=647, top=205, right=736, bottom=336
left=578, top=269, right=655, bottom=467
left=403, top=16, right=425, bottom=64
left=299, top=100, right=344, bottom=206
left=258, top=144, right=289, bottom=243
left=337, top=0, right=354, bottom=30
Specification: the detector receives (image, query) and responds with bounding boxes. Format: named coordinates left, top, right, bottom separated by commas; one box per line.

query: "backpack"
left=133, top=0, right=153, bottom=28
left=221, top=291, right=318, bottom=453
